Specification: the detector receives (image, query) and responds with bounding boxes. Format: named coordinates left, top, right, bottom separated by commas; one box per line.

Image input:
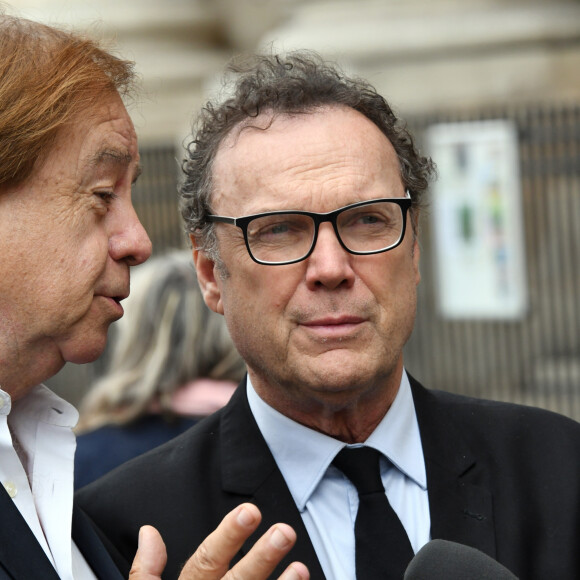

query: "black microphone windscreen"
left=404, top=539, right=518, bottom=579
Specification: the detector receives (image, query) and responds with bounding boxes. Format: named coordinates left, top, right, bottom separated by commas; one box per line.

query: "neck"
left=251, top=370, right=402, bottom=443
left=0, top=339, right=64, bottom=402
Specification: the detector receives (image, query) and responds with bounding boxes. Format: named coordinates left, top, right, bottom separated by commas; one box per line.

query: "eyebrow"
left=88, top=148, right=142, bottom=184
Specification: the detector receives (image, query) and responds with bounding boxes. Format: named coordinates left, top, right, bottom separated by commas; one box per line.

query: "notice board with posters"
left=425, top=120, right=528, bottom=319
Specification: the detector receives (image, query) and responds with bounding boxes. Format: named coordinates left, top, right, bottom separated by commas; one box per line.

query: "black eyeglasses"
left=207, top=191, right=412, bottom=265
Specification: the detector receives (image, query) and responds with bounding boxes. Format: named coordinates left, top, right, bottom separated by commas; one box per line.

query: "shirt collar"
left=1, top=384, right=79, bottom=428
left=0, top=390, right=11, bottom=416
left=365, top=371, right=426, bottom=488
left=247, top=371, right=426, bottom=511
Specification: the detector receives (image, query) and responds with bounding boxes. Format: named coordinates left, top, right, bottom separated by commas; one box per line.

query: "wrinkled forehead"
left=216, top=104, right=395, bottom=163
left=211, top=106, right=402, bottom=214
left=37, top=95, right=139, bottom=181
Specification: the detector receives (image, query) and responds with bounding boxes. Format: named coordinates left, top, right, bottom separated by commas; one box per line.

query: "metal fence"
left=405, top=103, right=580, bottom=421
left=49, top=103, right=580, bottom=421
left=133, top=143, right=185, bottom=252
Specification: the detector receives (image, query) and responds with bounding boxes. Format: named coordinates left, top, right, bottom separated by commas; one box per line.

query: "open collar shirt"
left=247, top=371, right=430, bottom=580
left=0, top=384, right=97, bottom=580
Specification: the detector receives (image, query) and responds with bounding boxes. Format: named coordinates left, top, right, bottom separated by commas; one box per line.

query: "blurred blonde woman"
left=74, top=250, right=246, bottom=488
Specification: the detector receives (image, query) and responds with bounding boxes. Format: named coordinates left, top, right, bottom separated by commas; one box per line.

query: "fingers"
left=278, top=562, right=310, bottom=580
left=128, top=504, right=309, bottom=580
left=179, top=503, right=263, bottom=578
left=179, top=503, right=308, bottom=580
left=129, top=525, right=168, bottom=579
left=224, top=524, right=310, bottom=580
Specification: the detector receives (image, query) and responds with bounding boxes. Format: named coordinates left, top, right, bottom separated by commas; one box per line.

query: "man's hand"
left=129, top=502, right=309, bottom=580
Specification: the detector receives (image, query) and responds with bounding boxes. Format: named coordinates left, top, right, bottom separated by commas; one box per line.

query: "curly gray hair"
left=179, top=50, right=435, bottom=263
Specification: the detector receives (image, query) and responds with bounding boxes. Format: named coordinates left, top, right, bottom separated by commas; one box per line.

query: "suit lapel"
left=72, top=506, right=124, bottom=580
left=0, top=487, right=60, bottom=579
left=410, top=377, right=497, bottom=558
left=216, top=378, right=496, bottom=576
left=0, top=488, right=123, bottom=580
left=219, top=384, right=326, bottom=579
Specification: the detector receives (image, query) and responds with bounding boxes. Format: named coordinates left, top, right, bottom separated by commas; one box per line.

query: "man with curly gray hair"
left=179, top=52, right=433, bottom=269
left=79, top=51, right=580, bottom=580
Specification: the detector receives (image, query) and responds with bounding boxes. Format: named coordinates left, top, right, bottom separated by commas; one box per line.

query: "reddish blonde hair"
left=0, top=13, right=136, bottom=188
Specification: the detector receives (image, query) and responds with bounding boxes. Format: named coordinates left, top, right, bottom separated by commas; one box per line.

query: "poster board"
left=425, top=120, right=528, bottom=319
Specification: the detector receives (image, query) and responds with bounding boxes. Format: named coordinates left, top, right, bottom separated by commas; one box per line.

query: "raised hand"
left=129, top=503, right=309, bottom=580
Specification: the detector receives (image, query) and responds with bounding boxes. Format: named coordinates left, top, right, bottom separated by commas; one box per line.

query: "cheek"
left=79, top=241, right=109, bottom=275
left=365, top=252, right=419, bottom=320
left=55, top=237, right=110, bottom=308
left=46, top=205, right=110, bottom=264
left=221, top=268, right=299, bottom=337
left=67, top=237, right=108, bottom=278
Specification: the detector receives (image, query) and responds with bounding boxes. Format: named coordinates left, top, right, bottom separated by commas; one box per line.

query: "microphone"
left=404, top=539, right=518, bottom=579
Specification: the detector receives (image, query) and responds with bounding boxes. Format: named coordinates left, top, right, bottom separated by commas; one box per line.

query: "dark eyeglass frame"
left=207, top=191, right=412, bottom=266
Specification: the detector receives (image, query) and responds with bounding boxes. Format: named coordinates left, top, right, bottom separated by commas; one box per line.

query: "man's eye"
left=264, top=223, right=290, bottom=235
left=359, top=215, right=381, bottom=225
left=95, top=191, right=117, bottom=204
left=251, top=219, right=309, bottom=243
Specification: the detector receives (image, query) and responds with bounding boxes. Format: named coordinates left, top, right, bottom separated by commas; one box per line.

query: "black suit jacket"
left=76, top=377, right=580, bottom=580
left=0, top=488, right=122, bottom=579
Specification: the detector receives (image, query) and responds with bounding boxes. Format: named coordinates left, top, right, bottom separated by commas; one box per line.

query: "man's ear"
left=191, top=236, right=224, bottom=315
left=410, top=209, right=421, bottom=286
left=412, top=237, right=421, bottom=286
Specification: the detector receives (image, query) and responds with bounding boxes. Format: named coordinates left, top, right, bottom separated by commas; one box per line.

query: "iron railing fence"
left=405, top=102, right=580, bottom=421
left=133, top=143, right=185, bottom=252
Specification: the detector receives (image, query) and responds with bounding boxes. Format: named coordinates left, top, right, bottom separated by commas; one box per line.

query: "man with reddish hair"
left=0, top=11, right=307, bottom=580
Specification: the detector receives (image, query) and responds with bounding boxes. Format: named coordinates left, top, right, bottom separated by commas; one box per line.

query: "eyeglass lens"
left=246, top=200, right=404, bottom=264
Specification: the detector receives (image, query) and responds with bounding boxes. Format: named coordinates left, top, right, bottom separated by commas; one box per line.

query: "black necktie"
left=333, top=446, right=414, bottom=580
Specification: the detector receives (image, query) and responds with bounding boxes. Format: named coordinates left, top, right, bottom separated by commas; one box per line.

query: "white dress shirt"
left=247, top=371, right=430, bottom=580
left=0, top=384, right=97, bottom=580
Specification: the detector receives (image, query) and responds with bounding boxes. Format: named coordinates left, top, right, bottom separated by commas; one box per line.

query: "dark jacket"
left=76, top=376, right=580, bottom=580
left=0, top=495, right=122, bottom=579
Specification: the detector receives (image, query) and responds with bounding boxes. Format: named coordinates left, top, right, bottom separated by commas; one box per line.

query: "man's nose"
left=109, top=204, right=152, bottom=266
left=304, top=222, right=355, bottom=290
